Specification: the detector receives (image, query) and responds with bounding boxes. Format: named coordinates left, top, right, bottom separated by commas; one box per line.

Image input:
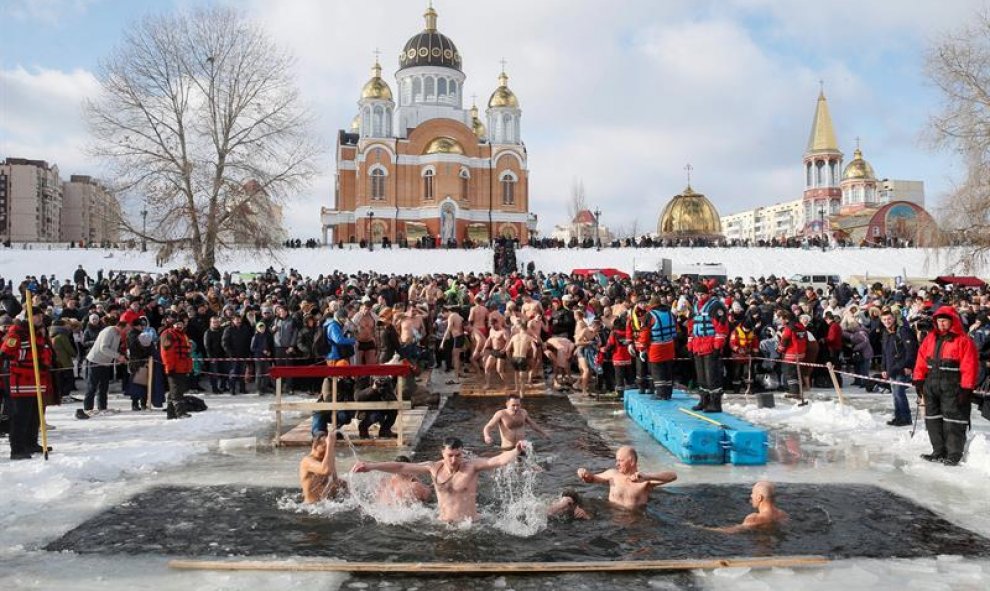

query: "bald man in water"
left=576, top=445, right=677, bottom=510
left=352, top=436, right=528, bottom=522
left=708, top=481, right=789, bottom=533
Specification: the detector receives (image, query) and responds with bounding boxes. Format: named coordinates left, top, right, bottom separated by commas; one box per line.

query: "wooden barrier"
left=270, top=364, right=413, bottom=448
left=169, top=555, right=830, bottom=573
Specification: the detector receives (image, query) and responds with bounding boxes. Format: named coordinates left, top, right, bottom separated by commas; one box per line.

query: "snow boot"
left=75, top=409, right=90, bottom=420
left=944, top=421, right=967, bottom=466
left=691, top=389, right=707, bottom=411
left=704, top=389, right=723, bottom=413
left=924, top=417, right=946, bottom=461
left=131, top=399, right=141, bottom=412
left=166, top=403, right=177, bottom=420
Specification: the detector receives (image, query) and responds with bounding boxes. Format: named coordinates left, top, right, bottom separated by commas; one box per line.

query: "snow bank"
left=2, top=245, right=983, bottom=282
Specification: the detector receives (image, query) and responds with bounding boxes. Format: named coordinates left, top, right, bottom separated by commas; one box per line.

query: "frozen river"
left=2, top=380, right=988, bottom=590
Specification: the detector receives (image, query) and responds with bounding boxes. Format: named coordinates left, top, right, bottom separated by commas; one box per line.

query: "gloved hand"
left=913, top=380, right=925, bottom=396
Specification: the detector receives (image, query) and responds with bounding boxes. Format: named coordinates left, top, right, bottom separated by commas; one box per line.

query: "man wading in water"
left=351, top=436, right=528, bottom=522
left=482, top=394, right=549, bottom=449
left=576, top=445, right=677, bottom=510
left=299, top=431, right=348, bottom=504
left=705, top=481, right=789, bottom=533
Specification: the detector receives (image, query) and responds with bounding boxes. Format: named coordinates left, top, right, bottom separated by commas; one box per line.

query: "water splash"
left=487, top=442, right=550, bottom=537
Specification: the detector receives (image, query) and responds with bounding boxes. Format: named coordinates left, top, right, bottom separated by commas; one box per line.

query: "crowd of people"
left=1, top=262, right=988, bottom=467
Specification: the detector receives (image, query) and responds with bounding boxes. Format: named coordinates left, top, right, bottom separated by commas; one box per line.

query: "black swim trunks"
left=491, top=350, right=507, bottom=359
left=358, top=340, right=376, bottom=352
left=512, top=356, right=529, bottom=371
left=453, top=335, right=466, bottom=348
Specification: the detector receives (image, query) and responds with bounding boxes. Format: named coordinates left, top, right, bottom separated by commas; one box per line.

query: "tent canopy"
left=934, top=276, right=987, bottom=287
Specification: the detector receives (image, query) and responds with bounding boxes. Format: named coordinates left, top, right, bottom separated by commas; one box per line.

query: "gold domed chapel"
left=321, top=5, right=536, bottom=246
left=657, top=184, right=723, bottom=241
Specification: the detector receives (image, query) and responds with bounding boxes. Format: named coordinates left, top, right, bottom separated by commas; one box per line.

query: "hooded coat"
left=913, top=306, right=978, bottom=389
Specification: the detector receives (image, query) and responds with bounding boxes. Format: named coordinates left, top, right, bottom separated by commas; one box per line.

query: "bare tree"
left=86, top=6, right=319, bottom=271
left=567, top=177, right=588, bottom=221
left=925, top=12, right=990, bottom=272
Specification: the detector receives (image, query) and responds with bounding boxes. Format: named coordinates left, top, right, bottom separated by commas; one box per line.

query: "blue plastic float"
left=623, top=388, right=768, bottom=465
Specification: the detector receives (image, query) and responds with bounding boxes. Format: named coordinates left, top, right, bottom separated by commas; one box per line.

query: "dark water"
left=47, top=396, right=990, bottom=564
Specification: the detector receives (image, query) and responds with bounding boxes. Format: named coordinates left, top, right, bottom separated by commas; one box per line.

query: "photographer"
left=354, top=376, right=397, bottom=439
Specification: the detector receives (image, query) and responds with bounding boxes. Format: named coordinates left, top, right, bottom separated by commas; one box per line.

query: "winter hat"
left=138, top=332, right=153, bottom=347
left=256, top=321, right=267, bottom=330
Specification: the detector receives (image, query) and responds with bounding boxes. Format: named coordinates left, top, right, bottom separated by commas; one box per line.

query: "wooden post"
left=169, top=555, right=830, bottom=574
left=397, top=375, right=406, bottom=448
left=825, top=362, right=846, bottom=406
left=145, top=356, right=154, bottom=411
left=330, top=377, right=338, bottom=434
left=274, top=375, right=283, bottom=446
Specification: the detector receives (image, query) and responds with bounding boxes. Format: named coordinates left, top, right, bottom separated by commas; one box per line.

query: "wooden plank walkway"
left=278, top=408, right=428, bottom=448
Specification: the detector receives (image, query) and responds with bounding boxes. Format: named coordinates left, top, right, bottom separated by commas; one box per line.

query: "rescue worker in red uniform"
left=729, top=317, right=760, bottom=393
left=776, top=309, right=808, bottom=402
left=0, top=307, right=54, bottom=459
left=686, top=284, right=728, bottom=413
left=629, top=295, right=653, bottom=394
left=160, top=313, right=193, bottom=419
left=601, top=313, right=633, bottom=398
left=637, top=295, right=677, bottom=400
left=913, top=306, right=978, bottom=466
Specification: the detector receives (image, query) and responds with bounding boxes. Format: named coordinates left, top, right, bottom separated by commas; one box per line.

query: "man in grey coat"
left=272, top=305, right=300, bottom=392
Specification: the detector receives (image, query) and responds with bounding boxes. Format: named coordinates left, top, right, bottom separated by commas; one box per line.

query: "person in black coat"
left=222, top=315, right=252, bottom=395
left=880, top=309, right=918, bottom=426
left=203, top=316, right=228, bottom=393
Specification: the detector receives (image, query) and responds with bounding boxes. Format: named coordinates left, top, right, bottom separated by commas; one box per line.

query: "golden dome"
left=360, top=60, right=393, bottom=101
left=470, top=104, right=486, bottom=138
left=842, top=147, right=875, bottom=181
left=657, top=185, right=723, bottom=238
left=424, top=137, right=465, bottom=155
left=350, top=114, right=361, bottom=131
left=488, top=71, right=519, bottom=108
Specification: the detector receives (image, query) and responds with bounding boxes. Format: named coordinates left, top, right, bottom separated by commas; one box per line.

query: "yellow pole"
left=677, top=406, right=728, bottom=428
left=24, top=291, right=50, bottom=460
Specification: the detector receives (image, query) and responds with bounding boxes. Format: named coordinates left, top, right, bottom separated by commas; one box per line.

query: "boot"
left=691, top=390, right=707, bottom=411
left=174, top=400, right=191, bottom=419
left=166, top=402, right=177, bottom=420
left=943, top=421, right=967, bottom=466
left=704, top=389, right=723, bottom=413
left=75, top=408, right=90, bottom=420
left=131, top=399, right=141, bottom=412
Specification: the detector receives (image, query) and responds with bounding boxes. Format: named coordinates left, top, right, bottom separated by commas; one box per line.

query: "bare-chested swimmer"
left=352, top=437, right=528, bottom=523
left=705, top=481, right=789, bottom=533
left=300, top=431, right=348, bottom=503
left=376, top=455, right=433, bottom=505
left=576, top=445, right=677, bottom=510
left=482, top=394, right=549, bottom=449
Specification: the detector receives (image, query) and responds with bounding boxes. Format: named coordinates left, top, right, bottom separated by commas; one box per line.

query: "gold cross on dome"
left=499, top=57, right=508, bottom=72
left=684, top=163, right=693, bottom=185
left=855, top=136, right=861, bottom=149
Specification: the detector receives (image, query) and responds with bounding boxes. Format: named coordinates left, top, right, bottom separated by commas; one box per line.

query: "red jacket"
left=913, top=306, right=978, bottom=389
left=686, top=296, right=728, bottom=356
left=636, top=307, right=676, bottom=363
left=824, top=321, right=843, bottom=352
left=729, top=325, right=759, bottom=359
left=1, top=322, right=54, bottom=399
left=777, top=321, right=808, bottom=362
left=160, top=327, right=193, bottom=375
left=605, top=323, right=633, bottom=366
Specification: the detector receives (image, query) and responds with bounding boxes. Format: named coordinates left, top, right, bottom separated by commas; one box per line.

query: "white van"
left=788, top=273, right=840, bottom=290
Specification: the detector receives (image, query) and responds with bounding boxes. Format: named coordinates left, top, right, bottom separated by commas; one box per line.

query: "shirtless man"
left=545, top=335, right=577, bottom=391
left=352, top=437, right=528, bottom=522
left=507, top=320, right=539, bottom=396
left=547, top=489, right=591, bottom=520
left=467, top=296, right=489, bottom=375
left=377, top=455, right=433, bottom=505
left=440, top=306, right=466, bottom=379
left=354, top=298, right=378, bottom=365
left=576, top=445, right=677, bottom=510
left=483, top=394, right=549, bottom=449
left=481, top=316, right=510, bottom=389
left=299, top=431, right=348, bottom=504
left=706, top=481, right=789, bottom=533
left=574, top=311, right=598, bottom=396
left=525, top=312, right=545, bottom=384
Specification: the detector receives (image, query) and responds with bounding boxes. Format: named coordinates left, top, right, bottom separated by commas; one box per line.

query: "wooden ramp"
left=457, top=374, right=549, bottom=397
left=277, top=408, right=428, bottom=448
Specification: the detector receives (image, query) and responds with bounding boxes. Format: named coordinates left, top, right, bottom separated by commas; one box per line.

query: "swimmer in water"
left=352, top=436, right=528, bottom=523
left=706, top=481, right=789, bottom=533
left=482, top=394, right=549, bottom=450
left=547, top=489, right=591, bottom=520
left=576, top=445, right=677, bottom=510
left=377, top=455, right=432, bottom=505
left=300, top=431, right=348, bottom=504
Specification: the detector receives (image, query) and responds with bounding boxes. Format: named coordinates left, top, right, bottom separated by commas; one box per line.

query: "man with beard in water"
left=300, top=431, right=348, bottom=503
left=576, top=445, right=677, bottom=510
left=351, top=436, right=527, bottom=522
left=706, top=481, right=789, bottom=533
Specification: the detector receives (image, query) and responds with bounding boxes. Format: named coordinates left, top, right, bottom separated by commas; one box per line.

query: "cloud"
left=0, top=66, right=101, bottom=173
left=4, top=0, right=99, bottom=27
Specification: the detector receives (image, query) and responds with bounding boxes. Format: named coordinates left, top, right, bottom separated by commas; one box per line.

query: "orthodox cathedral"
left=320, top=5, right=536, bottom=246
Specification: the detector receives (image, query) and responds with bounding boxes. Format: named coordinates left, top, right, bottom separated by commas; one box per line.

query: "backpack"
left=313, top=325, right=331, bottom=358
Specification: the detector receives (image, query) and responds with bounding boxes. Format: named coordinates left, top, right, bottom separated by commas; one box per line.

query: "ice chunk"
left=218, top=436, right=257, bottom=451
left=713, top=566, right=751, bottom=578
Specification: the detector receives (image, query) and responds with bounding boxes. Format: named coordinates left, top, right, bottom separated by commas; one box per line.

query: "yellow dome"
left=842, top=148, right=875, bottom=181
left=657, top=185, right=723, bottom=238
left=424, top=137, right=465, bottom=155
left=361, top=60, right=393, bottom=101
left=488, top=71, right=519, bottom=108
left=470, top=104, right=486, bottom=138
left=350, top=114, right=361, bottom=131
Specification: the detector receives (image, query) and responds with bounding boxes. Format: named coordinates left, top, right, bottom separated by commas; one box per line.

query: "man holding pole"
left=0, top=297, right=54, bottom=459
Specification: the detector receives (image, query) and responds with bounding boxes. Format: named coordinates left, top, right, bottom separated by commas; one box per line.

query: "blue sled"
left=623, top=388, right=768, bottom=465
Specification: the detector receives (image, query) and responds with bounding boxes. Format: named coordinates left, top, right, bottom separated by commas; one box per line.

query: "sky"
left=0, top=0, right=984, bottom=237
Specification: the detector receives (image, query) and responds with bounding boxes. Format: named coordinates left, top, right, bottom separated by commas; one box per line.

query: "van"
left=788, top=273, right=840, bottom=290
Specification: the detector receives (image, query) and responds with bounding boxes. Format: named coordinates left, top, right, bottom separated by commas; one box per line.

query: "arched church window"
left=806, top=163, right=813, bottom=188
left=373, top=106, right=384, bottom=137
left=816, top=161, right=825, bottom=186
left=502, top=114, right=513, bottom=142
left=449, top=79, right=458, bottom=99
left=438, top=78, right=448, bottom=98
left=401, top=78, right=411, bottom=105
left=423, top=169, right=435, bottom=201
left=425, top=77, right=435, bottom=100
left=370, top=168, right=386, bottom=200
left=500, top=172, right=516, bottom=205
left=413, top=77, right=422, bottom=101
left=459, top=168, right=470, bottom=201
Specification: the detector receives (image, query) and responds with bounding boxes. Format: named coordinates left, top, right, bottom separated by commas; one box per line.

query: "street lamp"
left=367, top=210, right=374, bottom=252
left=818, top=205, right=826, bottom=252
left=593, top=207, right=602, bottom=250
left=141, top=209, right=148, bottom=252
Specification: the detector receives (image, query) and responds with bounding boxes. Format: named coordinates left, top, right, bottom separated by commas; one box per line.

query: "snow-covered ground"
left=1, top=245, right=984, bottom=281
left=2, top=381, right=989, bottom=590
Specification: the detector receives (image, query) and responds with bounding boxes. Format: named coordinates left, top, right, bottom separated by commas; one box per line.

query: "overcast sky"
left=1, top=0, right=984, bottom=237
